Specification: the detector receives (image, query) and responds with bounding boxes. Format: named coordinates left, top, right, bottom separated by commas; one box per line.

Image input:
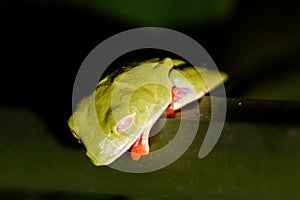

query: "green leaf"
left=1, top=97, right=300, bottom=199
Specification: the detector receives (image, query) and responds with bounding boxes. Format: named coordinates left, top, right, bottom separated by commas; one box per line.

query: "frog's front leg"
left=130, top=126, right=151, bottom=161
left=166, top=86, right=189, bottom=117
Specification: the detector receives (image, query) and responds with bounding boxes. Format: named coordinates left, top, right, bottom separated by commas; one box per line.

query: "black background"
left=1, top=0, right=300, bottom=145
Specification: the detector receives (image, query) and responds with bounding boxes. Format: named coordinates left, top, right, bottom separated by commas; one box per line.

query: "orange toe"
left=130, top=135, right=149, bottom=161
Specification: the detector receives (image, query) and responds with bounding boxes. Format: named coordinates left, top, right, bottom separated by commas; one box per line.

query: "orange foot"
left=165, top=86, right=189, bottom=118
left=130, top=134, right=149, bottom=161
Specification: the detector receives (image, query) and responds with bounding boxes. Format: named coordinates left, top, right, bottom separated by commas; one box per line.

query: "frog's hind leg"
left=165, top=86, right=190, bottom=118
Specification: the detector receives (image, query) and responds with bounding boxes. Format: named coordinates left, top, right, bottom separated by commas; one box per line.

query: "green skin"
left=68, top=58, right=227, bottom=166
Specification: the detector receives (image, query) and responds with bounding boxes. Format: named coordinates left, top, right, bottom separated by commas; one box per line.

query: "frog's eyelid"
left=115, top=113, right=136, bottom=133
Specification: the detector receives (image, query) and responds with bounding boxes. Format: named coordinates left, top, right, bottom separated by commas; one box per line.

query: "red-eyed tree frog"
left=68, top=58, right=227, bottom=165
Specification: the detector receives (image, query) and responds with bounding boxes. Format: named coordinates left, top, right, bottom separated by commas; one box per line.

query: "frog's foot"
left=165, top=86, right=190, bottom=118
left=166, top=102, right=175, bottom=118
left=130, top=131, right=150, bottom=161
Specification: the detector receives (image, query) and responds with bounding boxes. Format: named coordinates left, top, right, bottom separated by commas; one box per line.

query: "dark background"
left=2, top=0, right=299, bottom=140
left=1, top=0, right=300, bottom=199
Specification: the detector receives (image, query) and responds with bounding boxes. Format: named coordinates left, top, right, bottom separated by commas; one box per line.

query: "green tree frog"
left=68, top=58, right=227, bottom=165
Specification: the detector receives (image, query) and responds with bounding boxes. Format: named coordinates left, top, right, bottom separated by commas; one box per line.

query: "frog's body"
left=68, top=58, right=227, bottom=165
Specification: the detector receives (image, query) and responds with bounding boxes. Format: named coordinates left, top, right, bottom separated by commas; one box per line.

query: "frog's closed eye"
left=115, top=113, right=135, bottom=133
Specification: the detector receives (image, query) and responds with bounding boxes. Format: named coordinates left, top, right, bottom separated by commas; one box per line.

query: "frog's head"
left=69, top=101, right=145, bottom=166
left=68, top=84, right=147, bottom=166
